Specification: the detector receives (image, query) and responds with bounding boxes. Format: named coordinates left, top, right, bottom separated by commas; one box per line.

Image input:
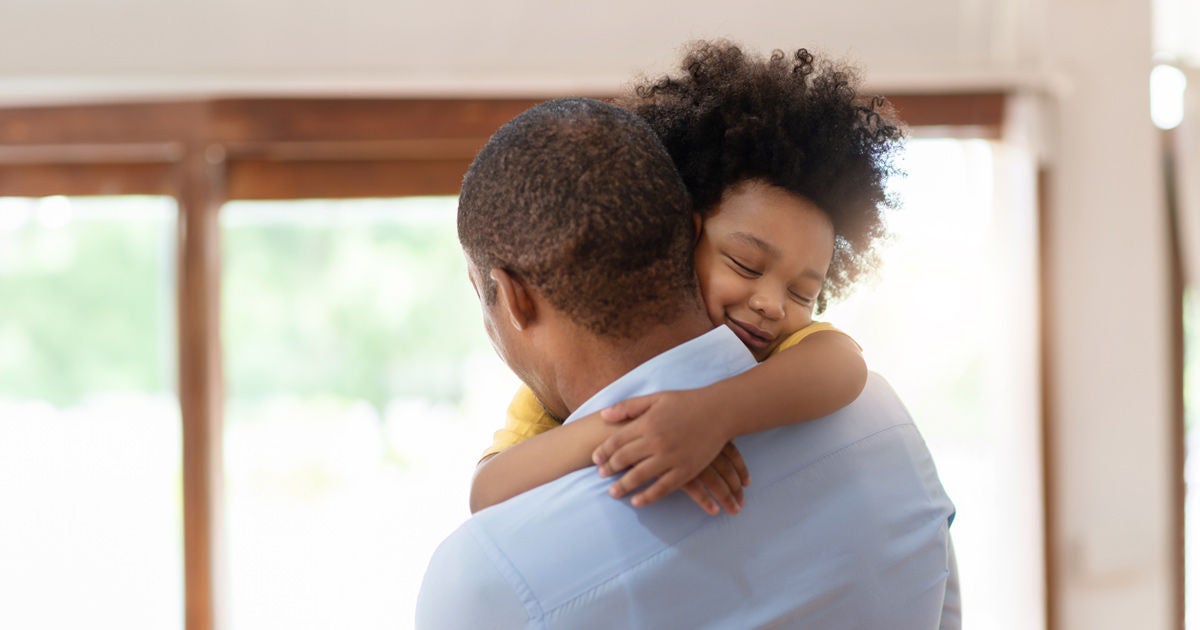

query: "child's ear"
left=692, top=213, right=703, bottom=242
left=490, top=268, right=535, bottom=331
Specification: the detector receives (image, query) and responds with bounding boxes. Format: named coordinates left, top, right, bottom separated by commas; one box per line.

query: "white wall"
left=0, top=0, right=1030, bottom=102
left=0, top=2, right=1177, bottom=629
left=1041, top=1, right=1174, bottom=628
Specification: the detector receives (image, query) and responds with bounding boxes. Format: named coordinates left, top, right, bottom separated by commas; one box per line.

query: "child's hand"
left=592, top=391, right=749, bottom=514
left=678, top=442, right=749, bottom=515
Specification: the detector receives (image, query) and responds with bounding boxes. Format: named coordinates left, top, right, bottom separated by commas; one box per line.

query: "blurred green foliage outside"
left=0, top=197, right=175, bottom=406
left=0, top=196, right=491, bottom=414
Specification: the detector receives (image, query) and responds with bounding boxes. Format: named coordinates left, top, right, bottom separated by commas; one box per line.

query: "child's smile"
left=724, top=317, right=776, bottom=353
left=694, top=180, right=835, bottom=361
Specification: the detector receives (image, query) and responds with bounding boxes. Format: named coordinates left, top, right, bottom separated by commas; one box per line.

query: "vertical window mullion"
left=177, top=144, right=228, bottom=630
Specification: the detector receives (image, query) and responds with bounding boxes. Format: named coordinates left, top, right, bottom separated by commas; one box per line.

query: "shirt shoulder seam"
left=465, top=519, right=547, bottom=625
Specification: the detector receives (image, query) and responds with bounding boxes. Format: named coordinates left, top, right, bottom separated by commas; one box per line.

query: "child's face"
left=694, top=180, right=835, bottom=361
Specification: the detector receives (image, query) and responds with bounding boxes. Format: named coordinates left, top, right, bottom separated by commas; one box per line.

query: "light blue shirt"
left=416, top=326, right=958, bottom=629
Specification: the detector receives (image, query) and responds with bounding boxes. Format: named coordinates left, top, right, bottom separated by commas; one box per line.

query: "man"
left=416, top=98, right=959, bottom=629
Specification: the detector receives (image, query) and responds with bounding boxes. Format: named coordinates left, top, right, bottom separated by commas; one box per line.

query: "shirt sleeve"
left=770, top=321, right=861, bottom=355
left=415, top=526, right=530, bottom=629
left=939, top=534, right=962, bottom=630
left=480, top=384, right=562, bottom=461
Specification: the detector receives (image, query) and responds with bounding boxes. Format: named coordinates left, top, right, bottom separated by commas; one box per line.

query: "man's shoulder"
left=845, top=371, right=913, bottom=424
left=416, top=517, right=540, bottom=628
left=422, top=371, right=955, bottom=628
left=729, top=371, right=936, bottom=496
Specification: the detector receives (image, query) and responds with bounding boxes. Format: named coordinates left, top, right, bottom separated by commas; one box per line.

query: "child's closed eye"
left=789, top=290, right=814, bottom=306
left=726, top=256, right=761, bottom=278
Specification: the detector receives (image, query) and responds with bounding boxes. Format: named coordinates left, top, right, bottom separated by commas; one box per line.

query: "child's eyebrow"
left=798, top=268, right=825, bottom=282
left=730, top=231, right=781, bottom=258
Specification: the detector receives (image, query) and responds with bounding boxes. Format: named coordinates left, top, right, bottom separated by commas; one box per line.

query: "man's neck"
left=548, top=312, right=715, bottom=418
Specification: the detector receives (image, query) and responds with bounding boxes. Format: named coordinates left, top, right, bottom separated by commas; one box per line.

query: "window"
left=824, top=138, right=1043, bottom=629
left=0, top=196, right=182, bottom=629
left=220, top=198, right=515, bottom=628
left=0, top=96, right=1026, bottom=630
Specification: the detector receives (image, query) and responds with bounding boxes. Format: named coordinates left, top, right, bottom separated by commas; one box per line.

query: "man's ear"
left=490, top=268, right=535, bottom=332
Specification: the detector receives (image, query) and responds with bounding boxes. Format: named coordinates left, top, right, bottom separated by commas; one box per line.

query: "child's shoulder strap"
left=772, top=321, right=858, bottom=355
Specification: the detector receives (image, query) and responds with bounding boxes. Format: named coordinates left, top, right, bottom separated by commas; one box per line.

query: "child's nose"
left=749, top=293, right=784, bottom=320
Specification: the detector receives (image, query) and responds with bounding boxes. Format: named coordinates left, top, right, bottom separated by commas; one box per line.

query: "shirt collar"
left=564, top=325, right=757, bottom=424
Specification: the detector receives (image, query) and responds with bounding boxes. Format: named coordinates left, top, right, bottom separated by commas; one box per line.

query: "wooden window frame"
left=0, top=93, right=1012, bottom=630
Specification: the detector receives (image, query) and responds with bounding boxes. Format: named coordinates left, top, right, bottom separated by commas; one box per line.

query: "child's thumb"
left=601, top=396, right=653, bottom=423
left=600, top=405, right=629, bottom=423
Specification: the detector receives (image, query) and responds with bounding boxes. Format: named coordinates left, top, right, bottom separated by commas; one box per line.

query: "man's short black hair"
left=618, top=41, right=905, bottom=312
left=458, top=97, right=697, bottom=340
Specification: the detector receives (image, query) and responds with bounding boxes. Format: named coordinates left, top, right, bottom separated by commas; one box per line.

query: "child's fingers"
left=694, top=466, right=740, bottom=515
left=721, top=442, right=751, bottom=487
left=680, top=479, right=719, bottom=515
left=592, top=424, right=643, bottom=468
left=709, top=453, right=745, bottom=508
left=629, top=470, right=689, bottom=509
left=600, top=395, right=655, bottom=424
left=607, top=456, right=664, bottom=499
left=592, top=434, right=620, bottom=469
left=596, top=435, right=650, bottom=477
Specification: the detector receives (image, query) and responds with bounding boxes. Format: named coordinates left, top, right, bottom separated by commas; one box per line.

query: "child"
left=470, top=41, right=904, bottom=515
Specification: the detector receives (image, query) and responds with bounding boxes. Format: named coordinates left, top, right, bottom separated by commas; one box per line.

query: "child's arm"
left=471, top=411, right=750, bottom=515
left=471, top=411, right=618, bottom=513
left=478, top=384, right=563, bottom=463
left=592, top=329, right=866, bottom=508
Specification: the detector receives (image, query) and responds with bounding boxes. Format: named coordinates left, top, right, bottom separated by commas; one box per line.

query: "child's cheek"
left=698, top=277, right=731, bottom=327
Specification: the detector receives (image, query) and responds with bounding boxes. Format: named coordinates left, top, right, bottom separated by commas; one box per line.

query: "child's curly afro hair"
left=617, top=40, right=905, bottom=312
